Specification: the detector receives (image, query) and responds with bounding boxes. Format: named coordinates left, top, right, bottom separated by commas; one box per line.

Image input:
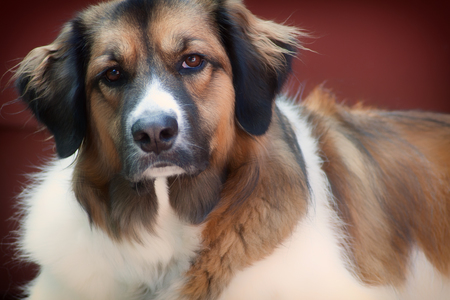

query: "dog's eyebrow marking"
left=91, top=51, right=123, bottom=71
left=93, top=54, right=116, bottom=66
left=102, top=49, right=125, bottom=63
left=90, top=48, right=127, bottom=71
left=171, top=37, right=206, bottom=54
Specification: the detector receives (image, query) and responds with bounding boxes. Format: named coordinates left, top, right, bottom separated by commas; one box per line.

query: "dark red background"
left=1, top=0, right=449, bottom=297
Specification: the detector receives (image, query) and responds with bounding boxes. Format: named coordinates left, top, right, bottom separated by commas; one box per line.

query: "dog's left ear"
left=15, top=19, right=88, bottom=158
left=216, top=0, right=305, bottom=135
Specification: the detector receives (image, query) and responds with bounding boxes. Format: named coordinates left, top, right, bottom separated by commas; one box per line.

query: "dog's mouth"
left=142, top=162, right=186, bottom=178
left=121, top=137, right=210, bottom=182
left=125, top=161, right=184, bottom=192
left=126, top=156, right=208, bottom=182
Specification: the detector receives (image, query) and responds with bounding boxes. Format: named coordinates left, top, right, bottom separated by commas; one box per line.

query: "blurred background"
left=1, top=0, right=449, bottom=298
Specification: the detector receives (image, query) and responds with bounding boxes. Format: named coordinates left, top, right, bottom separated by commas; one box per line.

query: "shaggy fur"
left=14, top=0, right=450, bottom=299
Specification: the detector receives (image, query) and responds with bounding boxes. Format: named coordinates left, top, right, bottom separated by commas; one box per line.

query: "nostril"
left=133, top=131, right=151, bottom=143
left=160, top=118, right=178, bottom=142
left=160, top=128, right=174, bottom=141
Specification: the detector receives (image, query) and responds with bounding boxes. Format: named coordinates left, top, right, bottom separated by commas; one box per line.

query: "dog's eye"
left=105, top=68, right=122, bottom=82
left=182, top=55, right=203, bottom=69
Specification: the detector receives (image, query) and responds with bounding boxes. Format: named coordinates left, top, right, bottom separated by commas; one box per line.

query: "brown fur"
left=222, top=0, right=305, bottom=72
left=181, top=112, right=309, bottom=299
left=304, top=87, right=450, bottom=285
left=15, top=0, right=450, bottom=298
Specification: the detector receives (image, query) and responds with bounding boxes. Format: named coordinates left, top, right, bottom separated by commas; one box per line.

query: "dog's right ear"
left=15, top=19, right=88, bottom=158
left=215, top=0, right=305, bottom=136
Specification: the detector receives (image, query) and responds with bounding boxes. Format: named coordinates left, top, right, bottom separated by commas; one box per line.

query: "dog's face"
left=16, top=0, right=301, bottom=185
left=85, top=1, right=236, bottom=181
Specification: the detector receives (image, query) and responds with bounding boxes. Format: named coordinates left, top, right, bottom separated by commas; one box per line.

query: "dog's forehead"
left=88, top=0, right=219, bottom=57
left=149, top=3, right=219, bottom=53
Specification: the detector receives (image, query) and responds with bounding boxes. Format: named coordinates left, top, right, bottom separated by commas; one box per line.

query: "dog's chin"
left=123, top=154, right=210, bottom=186
left=125, top=164, right=186, bottom=193
left=142, top=164, right=186, bottom=179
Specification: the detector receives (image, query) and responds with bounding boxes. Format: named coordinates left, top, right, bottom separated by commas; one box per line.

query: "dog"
left=14, top=0, right=450, bottom=299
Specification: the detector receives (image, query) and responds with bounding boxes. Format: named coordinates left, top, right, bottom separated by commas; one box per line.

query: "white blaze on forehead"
left=129, top=79, right=184, bottom=126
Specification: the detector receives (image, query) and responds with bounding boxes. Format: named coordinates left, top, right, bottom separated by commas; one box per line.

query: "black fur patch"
left=275, top=106, right=310, bottom=194
left=214, top=5, right=295, bottom=136
left=16, top=18, right=89, bottom=158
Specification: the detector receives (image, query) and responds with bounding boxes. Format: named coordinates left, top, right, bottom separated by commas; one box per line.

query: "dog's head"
left=16, top=0, right=302, bottom=183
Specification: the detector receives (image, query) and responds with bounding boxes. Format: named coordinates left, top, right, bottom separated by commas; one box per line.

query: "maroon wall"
left=1, top=0, right=449, bottom=297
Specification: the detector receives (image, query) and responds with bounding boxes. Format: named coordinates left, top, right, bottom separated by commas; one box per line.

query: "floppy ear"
left=15, top=19, right=88, bottom=158
left=216, top=0, right=305, bottom=135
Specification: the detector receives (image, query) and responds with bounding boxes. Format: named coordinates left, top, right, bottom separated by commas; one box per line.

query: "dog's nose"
left=131, top=114, right=178, bottom=155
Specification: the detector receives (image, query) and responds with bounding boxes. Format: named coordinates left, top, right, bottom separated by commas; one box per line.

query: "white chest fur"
left=20, top=159, right=202, bottom=300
